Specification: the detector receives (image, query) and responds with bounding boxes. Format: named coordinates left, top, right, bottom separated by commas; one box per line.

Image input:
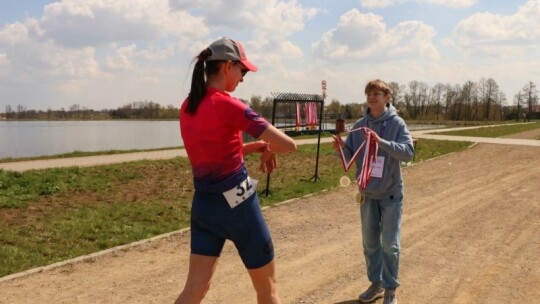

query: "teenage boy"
left=332, top=79, right=414, bottom=304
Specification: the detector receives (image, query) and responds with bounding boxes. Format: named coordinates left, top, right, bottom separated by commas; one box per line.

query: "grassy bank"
left=0, top=147, right=183, bottom=164
left=433, top=121, right=540, bottom=138
left=1, top=140, right=470, bottom=277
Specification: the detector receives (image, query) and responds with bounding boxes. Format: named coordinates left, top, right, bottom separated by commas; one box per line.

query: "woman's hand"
left=260, top=143, right=277, bottom=173
left=243, top=141, right=267, bottom=156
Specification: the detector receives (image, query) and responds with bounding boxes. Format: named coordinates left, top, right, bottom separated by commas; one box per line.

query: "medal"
left=339, top=176, right=351, bottom=187
left=335, top=128, right=378, bottom=191
left=356, top=193, right=365, bottom=204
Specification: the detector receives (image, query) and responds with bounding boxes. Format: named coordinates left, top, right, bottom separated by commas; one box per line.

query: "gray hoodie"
left=342, top=103, right=414, bottom=200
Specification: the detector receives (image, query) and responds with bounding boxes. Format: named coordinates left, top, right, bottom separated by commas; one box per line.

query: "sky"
left=0, top=0, right=539, bottom=112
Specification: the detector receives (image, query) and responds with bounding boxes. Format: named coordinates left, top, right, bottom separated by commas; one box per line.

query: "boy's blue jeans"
left=360, top=195, right=403, bottom=289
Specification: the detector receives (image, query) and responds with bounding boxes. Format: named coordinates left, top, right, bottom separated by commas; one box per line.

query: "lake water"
left=0, top=121, right=182, bottom=159
left=0, top=120, right=444, bottom=159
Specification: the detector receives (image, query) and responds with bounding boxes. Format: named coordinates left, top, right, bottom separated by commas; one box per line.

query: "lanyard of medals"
left=336, top=125, right=379, bottom=190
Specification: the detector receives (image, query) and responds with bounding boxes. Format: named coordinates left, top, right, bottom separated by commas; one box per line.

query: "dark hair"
left=185, top=48, right=224, bottom=115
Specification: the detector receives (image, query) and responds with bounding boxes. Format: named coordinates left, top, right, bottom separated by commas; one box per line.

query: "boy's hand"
left=332, top=134, right=344, bottom=152
left=364, top=129, right=382, bottom=143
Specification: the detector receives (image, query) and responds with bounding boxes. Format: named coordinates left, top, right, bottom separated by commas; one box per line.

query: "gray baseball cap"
left=206, top=37, right=258, bottom=72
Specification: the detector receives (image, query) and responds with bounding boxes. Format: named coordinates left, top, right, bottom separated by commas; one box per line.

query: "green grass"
left=433, top=121, right=540, bottom=138
left=0, top=167, right=115, bottom=209
left=0, top=140, right=470, bottom=277
left=405, top=119, right=507, bottom=126
left=413, top=139, right=471, bottom=162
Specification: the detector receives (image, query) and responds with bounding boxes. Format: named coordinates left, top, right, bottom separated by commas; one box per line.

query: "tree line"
left=2, top=79, right=538, bottom=121
left=386, top=79, right=539, bottom=121
left=247, top=79, right=538, bottom=122
left=3, top=100, right=179, bottom=120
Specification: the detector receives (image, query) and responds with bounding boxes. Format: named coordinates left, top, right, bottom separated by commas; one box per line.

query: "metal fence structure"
left=259, top=92, right=326, bottom=197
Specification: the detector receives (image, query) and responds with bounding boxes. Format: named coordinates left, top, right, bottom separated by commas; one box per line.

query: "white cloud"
left=387, top=21, right=439, bottom=60
left=0, top=22, right=29, bottom=45
left=2, top=0, right=534, bottom=112
left=311, top=10, right=385, bottom=59
left=0, top=53, right=7, bottom=71
left=39, top=0, right=207, bottom=48
left=173, top=0, right=318, bottom=84
left=174, top=0, right=317, bottom=39
left=138, top=45, right=175, bottom=61
left=105, top=45, right=137, bottom=71
left=0, top=31, right=99, bottom=80
left=454, top=0, right=540, bottom=54
left=46, top=46, right=100, bottom=78
left=361, top=0, right=477, bottom=8
left=279, top=41, right=303, bottom=59
left=0, top=0, right=210, bottom=110
left=312, top=9, right=439, bottom=61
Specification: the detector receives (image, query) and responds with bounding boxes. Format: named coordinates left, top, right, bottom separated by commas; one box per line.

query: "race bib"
left=370, top=156, right=385, bottom=178
left=223, top=177, right=258, bottom=208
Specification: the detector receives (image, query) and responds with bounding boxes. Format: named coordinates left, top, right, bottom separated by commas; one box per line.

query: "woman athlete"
left=175, top=37, right=297, bottom=304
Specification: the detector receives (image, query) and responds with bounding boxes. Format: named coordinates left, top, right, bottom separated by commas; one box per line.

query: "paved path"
left=0, top=138, right=331, bottom=172
left=412, top=125, right=540, bottom=146
left=1, top=124, right=538, bottom=172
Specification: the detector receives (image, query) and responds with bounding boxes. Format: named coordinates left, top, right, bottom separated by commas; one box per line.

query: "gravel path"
left=1, top=126, right=539, bottom=304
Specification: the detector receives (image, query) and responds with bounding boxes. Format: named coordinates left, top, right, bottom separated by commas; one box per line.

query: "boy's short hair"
left=364, top=79, right=392, bottom=95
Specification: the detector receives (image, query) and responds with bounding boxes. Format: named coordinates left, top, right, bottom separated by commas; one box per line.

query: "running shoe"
left=358, top=282, right=384, bottom=303
left=383, top=289, right=397, bottom=304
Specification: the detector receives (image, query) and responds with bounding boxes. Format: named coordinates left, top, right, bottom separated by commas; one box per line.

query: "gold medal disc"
left=356, top=193, right=365, bottom=204
left=339, top=176, right=351, bottom=187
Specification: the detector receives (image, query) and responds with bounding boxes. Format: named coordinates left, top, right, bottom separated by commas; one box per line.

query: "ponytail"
left=186, top=48, right=210, bottom=114
left=186, top=48, right=223, bottom=115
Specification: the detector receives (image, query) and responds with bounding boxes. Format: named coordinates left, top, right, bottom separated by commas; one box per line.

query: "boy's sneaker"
left=383, top=289, right=397, bottom=304
left=358, top=282, right=384, bottom=303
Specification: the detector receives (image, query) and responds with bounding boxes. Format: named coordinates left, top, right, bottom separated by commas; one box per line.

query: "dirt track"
left=1, top=138, right=540, bottom=303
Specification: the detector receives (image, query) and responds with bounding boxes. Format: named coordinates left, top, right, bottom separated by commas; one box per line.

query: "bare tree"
left=431, top=83, right=444, bottom=121
left=514, top=92, right=524, bottom=121
left=460, top=81, right=476, bottom=121
left=479, top=78, right=499, bottom=120
left=16, top=104, right=26, bottom=119
left=388, top=81, right=402, bottom=105
left=5, top=104, right=13, bottom=119
left=497, top=92, right=507, bottom=121
left=250, top=95, right=263, bottom=114
left=405, top=81, right=421, bottom=119
left=69, top=104, right=81, bottom=119
left=418, top=82, right=429, bottom=118
left=447, top=84, right=462, bottom=120
left=325, top=99, right=341, bottom=119
left=261, top=97, right=274, bottom=119
left=521, top=81, right=538, bottom=120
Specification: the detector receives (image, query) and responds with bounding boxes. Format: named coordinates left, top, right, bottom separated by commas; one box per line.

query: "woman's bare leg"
left=174, top=254, right=219, bottom=304
left=247, top=260, right=281, bottom=304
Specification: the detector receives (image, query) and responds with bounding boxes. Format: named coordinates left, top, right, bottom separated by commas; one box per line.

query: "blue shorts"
left=190, top=190, right=274, bottom=269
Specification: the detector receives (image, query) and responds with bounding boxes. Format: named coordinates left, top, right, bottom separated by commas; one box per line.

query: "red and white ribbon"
left=336, top=127, right=378, bottom=190
left=295, top=102, right=301, bottom=127
left=305, top=102, right=318, bottom=127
